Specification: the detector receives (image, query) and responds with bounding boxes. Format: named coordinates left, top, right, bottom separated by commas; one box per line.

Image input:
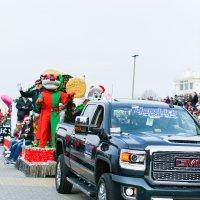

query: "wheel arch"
left=95, top=156, right=112, bottom=184
left=55, top=138, right=64, bottom=160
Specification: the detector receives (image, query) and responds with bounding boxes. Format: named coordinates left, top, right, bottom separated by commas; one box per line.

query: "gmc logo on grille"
left=176, top=159, right=200, bottom=168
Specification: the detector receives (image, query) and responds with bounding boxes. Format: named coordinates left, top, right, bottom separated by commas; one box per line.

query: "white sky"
left=0, top=0, right=200, bottom=108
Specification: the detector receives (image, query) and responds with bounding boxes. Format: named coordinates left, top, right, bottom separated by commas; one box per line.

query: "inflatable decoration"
left=1, top=95, right=13, bottom=108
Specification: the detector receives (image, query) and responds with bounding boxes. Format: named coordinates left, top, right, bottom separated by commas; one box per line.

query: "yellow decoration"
left=66, top=78, right=86, bottom=98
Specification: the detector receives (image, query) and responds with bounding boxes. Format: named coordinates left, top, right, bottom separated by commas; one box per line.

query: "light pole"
left=131, top=54, right=139, bottom=99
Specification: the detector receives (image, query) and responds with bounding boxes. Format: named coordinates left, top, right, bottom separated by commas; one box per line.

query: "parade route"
left=0, top=146, right=87, bottom=200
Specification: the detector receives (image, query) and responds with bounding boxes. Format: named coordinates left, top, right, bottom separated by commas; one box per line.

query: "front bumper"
left=111, top=174, right=200, bottom=200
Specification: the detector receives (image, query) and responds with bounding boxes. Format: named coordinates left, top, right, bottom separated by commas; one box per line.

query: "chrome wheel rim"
left=98, top=182, right=107, bottom=200
left=56, top=161, right=61, bottom=187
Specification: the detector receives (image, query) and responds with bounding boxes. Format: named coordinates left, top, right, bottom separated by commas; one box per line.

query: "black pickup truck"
left=55, top=100, right=200, bottom=200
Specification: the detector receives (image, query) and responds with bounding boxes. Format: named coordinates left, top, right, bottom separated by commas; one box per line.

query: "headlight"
left=119, top=149, right=146, bottom=171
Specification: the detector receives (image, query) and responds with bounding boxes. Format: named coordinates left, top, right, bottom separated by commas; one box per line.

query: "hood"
left=113, top=132, right=200, bottom=150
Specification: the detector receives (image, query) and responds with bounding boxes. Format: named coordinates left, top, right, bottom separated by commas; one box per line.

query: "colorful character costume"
left=87, top=85, right=105, bottom=100
left=37, top=90, right=73, bottom=148
left=73, top=85, right=105, bottom=117
left=36, top=69, right=74, bottom=148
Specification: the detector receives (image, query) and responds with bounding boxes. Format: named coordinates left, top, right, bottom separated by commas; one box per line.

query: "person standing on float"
left=18, top=79, right=44, bottom=143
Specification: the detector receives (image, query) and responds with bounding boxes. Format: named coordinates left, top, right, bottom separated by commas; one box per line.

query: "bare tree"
left=141, top=89, right=160, bottom=101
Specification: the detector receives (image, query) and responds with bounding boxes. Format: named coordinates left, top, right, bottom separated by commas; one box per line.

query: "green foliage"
left=60, top=74, right=73, bottom=92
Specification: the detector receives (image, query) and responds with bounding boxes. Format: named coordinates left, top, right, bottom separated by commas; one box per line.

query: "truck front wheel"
left=97, top=173, right=115, bottom=200
left=55, top=154, right=73, bottom=194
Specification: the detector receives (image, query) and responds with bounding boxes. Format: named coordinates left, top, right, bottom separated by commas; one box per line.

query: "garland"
left=16, top=158, right=56, bottom=178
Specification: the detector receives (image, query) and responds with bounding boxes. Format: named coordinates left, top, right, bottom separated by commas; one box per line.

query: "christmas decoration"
left=3, top=136, right=10, bottom=150
left=66, top=77, right=86, bottom=98
left=23, top=147, right=55, bottom=162
left=16, top=158, right=56, bottom=178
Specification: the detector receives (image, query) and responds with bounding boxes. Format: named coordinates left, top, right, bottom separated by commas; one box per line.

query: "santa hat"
left=99, top=85, right=105, bottom=93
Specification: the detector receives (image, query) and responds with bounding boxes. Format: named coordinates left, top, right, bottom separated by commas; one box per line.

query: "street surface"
left=0, top=146, right=87, bottom=200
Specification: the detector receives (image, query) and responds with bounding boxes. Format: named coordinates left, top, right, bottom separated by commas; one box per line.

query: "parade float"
left=13, top=69, right=87, bottom=177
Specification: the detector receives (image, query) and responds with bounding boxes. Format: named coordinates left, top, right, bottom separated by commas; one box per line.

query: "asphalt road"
left=0, top=145, right=88, bottom=200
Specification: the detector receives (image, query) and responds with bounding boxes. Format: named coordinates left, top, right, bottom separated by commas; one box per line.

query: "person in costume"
left=36, top=70, right=75, bottom=148
left=87, top=85, right=105, bottom=100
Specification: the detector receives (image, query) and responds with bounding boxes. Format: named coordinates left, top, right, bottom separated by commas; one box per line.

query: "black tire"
left=55, top=154, right=73, bottom=194
left=97, top=173, right=116, bottom=200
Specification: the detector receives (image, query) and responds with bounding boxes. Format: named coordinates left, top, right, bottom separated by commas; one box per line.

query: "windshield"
left=111, top=105, right=200, bottom=136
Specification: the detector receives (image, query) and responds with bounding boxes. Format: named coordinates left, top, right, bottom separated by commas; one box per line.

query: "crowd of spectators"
left=164, top=92, right=200, bottom=122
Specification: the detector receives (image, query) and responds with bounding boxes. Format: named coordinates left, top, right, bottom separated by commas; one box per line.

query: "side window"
left=82, top=104, right=97, bottom=124
left=91, top=106, right=104, bottom=128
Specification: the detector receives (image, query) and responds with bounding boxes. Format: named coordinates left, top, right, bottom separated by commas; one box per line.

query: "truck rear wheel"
left=97, top=173, right=115, bottom=200
left=55, top=154, right=73, bottom=194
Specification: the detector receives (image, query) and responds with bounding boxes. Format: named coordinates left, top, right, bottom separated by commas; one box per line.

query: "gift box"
left=23, top=147, right=55, bottom=162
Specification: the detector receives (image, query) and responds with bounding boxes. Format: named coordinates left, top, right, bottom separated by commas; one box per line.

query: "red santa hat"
left=99, top=85, right=105, bottom=93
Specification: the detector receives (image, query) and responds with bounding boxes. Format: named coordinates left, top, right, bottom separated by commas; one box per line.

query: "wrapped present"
left=23, top=147, right=55, bottom=162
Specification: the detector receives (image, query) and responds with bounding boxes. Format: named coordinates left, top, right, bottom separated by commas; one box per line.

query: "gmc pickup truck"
left=55, top=100, right=200, bottom=200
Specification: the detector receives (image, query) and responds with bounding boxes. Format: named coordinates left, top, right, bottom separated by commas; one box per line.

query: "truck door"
left=84, top=105, right=104, bottom=183
left=70, top=104, right=97, bottom=180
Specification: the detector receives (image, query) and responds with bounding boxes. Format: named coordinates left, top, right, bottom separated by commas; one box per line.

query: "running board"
left=67, top=177, right=96, bottom=197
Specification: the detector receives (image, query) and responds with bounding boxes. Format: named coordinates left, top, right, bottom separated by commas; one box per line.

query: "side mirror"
left=75, top=116, right=89, bottom=134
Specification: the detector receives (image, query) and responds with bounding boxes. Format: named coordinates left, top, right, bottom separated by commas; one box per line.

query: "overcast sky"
left=0, top=0, right=200, bottom=109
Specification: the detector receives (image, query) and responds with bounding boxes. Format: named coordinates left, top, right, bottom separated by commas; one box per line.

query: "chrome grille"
left=152, top=152, right=200, bottom=184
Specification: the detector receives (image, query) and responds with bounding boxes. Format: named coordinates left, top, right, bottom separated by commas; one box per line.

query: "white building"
left=174, top=70, right=200, bottom=95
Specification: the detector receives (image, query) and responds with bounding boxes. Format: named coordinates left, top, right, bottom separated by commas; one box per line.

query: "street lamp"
left=131, top=54, right=139, bottom=99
